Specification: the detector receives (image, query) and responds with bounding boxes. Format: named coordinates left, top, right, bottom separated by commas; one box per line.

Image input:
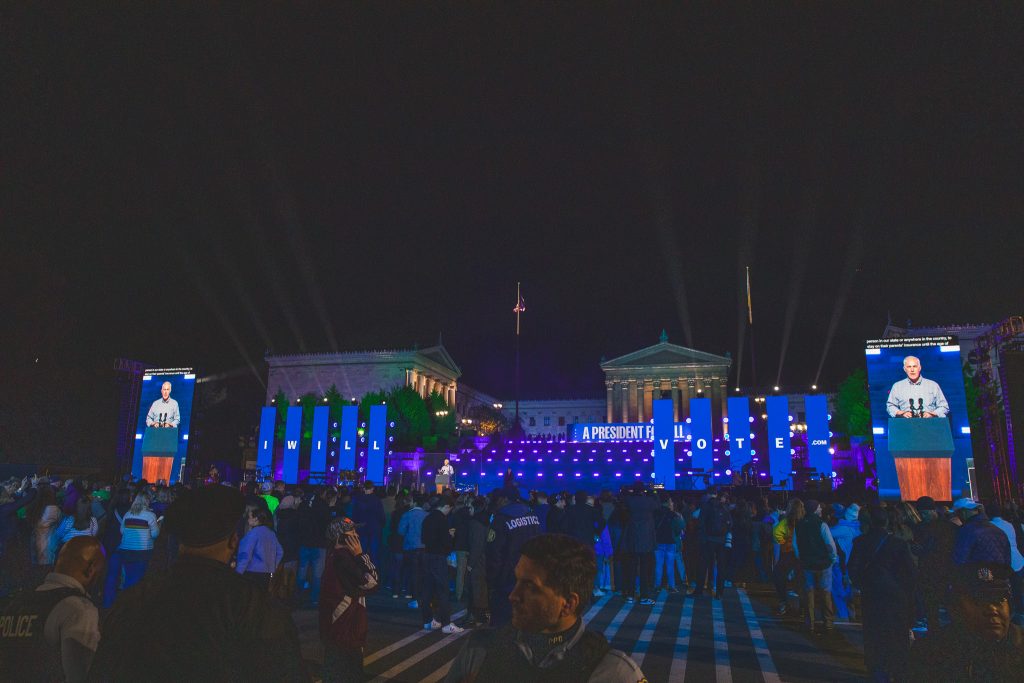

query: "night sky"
left=3, top=4, right=1022, bottom=460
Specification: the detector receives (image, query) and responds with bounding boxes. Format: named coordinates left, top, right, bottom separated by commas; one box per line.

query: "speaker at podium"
left=888, top=417, right=954, bottom=501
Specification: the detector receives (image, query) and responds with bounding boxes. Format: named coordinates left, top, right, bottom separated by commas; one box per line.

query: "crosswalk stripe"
left=419, top=660, right=453, bottom=683
left=364, top=609, right=467, bottom=665
left=368, top=628, right=470, bottom=682
left=737, top=589, right=782, bottom=683
left=711, top=599, right=733, bottom=683
left=582, top=592, right=613, bottom=624
left=629, top=591, right=669, bottom=669
left=666, top=596, right=695, bottom=682
left=602, top=600, right=636, bottom=639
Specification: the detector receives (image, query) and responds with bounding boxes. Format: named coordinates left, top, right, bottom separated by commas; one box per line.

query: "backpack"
left=704, top=501, right=732, bottom=538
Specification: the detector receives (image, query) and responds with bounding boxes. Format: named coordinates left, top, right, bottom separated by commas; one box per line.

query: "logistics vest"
left=0, top=585, right=82, bottom=681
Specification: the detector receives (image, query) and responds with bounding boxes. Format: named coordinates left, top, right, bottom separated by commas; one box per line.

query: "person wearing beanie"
left=89, top=485, right=308, bottom=682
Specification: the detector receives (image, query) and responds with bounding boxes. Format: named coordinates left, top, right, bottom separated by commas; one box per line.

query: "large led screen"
left=132, top=368, right=196, bottom=484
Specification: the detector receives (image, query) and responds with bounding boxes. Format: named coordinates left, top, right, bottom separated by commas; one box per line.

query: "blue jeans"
left=804, top=567, right=833, bottom=591
left=103, top=550, right=152, bottom=608
left=299, top=546, right=326, bottom=604
left=654, top=543, right=678, bottom=589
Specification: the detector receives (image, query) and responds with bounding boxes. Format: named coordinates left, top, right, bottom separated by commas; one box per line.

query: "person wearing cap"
left=906, top=562, right=1024, bottom=680
left=952, top=498, right=1010, bottom=567
left=848, top=506, right=917, bottom=682
left=487, top=487, right=542, bottom=626
left=319, top=517, right=379, bottom=682
left=88, top=485, right=307, bottom=682
left=912, top=495, right=959, bottom=630
left=793, top=499, right=839, bottom=633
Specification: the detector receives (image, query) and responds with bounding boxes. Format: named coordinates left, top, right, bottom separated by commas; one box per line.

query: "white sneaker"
left=592, top=589, right=605, bottom=597
left=424, top=619, right=442, bottom=631
left=442, top=623, right=464, bottom=634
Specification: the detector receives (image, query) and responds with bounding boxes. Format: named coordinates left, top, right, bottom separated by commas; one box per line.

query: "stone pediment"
left=601, top=341, right=731, bottom=371
left=417, top=345, right=462, bottom=378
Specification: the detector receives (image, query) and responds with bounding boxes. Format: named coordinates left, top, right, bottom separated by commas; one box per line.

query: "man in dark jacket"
left=451, top=498, right=474, bottom=602
left=906, top=561, right=1024, bottom=681
left=421, top=496, right=462, bottom=633
left=466, top=498, right=491, bottom=627
left=623, top=483, right=658, bottom=604
left=565, top=492, right=604, bottom=548
left=848, top=506, right=917, bottom=683
left=689, top=490, right=731, bottom=599
left=793, top=500, right=838, bottom=632
left=487, top=488, right=542, bottom=626
left=953, top=498, right=1011, bottom=567
left=913, top=495, right=959, bottom=629
left=532, top=492, right=550, bottom=533
left=351, top=481, right=386, bottom=566
left=297, top=488, right=332, bottom=606
left=88, top=485, right=307, bottom=682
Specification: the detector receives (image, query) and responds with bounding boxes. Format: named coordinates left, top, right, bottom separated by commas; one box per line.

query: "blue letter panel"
left=690, top=398, right=713, bottom=473
left=339, top=405, right=358, bottom=471
left=310, top=406, right=329, bottom=477
left=283, top=406, right=302, bottom=484
left=653, top=399, right=675, bottom=489
left=367, top=404, right=387, bottom=485
left=767, top=396, right=792, bottom=489
left=805, top=394, right=831, bottom=477
left=257, top=407, right=276, bottom=474
left=727, top=397, right=752, bottom=475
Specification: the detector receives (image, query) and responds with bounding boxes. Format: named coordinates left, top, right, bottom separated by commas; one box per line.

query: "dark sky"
left=4, top=3, right=1023, bottom=452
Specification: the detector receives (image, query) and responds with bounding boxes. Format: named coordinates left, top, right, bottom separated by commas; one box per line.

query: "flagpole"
left=515, top=282, right=521, bottom=429
left=746, top=266, right=758, bottom=388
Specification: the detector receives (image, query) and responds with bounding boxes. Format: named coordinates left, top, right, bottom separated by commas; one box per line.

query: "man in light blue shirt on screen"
left=886, top=355, right=950, bottom=418
left=146, top=381, right=181, bottom=428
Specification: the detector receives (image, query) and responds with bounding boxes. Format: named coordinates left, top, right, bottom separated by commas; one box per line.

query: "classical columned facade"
left=600, top=332, right=732, bottom=424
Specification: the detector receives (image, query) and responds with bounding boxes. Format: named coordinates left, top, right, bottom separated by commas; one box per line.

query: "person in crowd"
left=451, top=495, right=473, bottom=602
left=986, top=501, right=1024, bottom=620
left=89, top=485, right=307, bottom=681
left=420, top=496, right=462, bottom=633
left=546, top=493, right=567, bottom=534
left=445, top=533, right=646, bottom=683
left=398, top=494, right=428, bottom=608
left=465, top=495, right=491, bottom=627
left=487, top=487, right=542, bottom=625
left=906, top=562, right=1024, bottom=680
left=726, top=499, right=753, bottom=589
left=53, top=495, right=98, bottom=552
left=849, top=505, right=917, bottom=682
left=594, top=504, right=614, bottom=594
left=690, top=489, right=731, bottom=600
left=387, top=494, right=409, bottom=598
left=297, top=487, right=332, bottom=607
left=751, top=498, right=774, bottom=583
left=565, top=492, right=605, bottom=576
left=912, top=495, right=957, bottom=630
left=793, top=499, right=838, bottom=633
left=27, top=483, right=62, bottom=579
left=99, top=488, right=132, bottom=558
left=0, top=536, right=105, bottom=682
left=532, top=492, right=550, bottom=533
left=103, top=491, right=161, bottom=608
left=953, top=498, right=1011, bottom=566
left=351, top=481, right=385, bottom=566
left=274, top=494, right=302, bottom=598
left=653, top=495, right=681, bottom=593
left=621, top=483, right=657, bottom=604
left=236, top=501, right=284, bottom=590
left=830, top=502, right=861, bottom=620
left=0, top=477, right=36, bottom=594
left=319, top=517, right=379, bottom=682
left=606, top=498, right=628, bottom=594
left=260, top=481, right=280, bottom=516
left=772, top=498, right=804, bottom=615
left=891, top=502, right=921, bottom=544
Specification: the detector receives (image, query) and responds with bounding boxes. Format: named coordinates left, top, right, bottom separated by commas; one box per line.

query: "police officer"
left=88, top=485, right=308, bottom=682
left=1, top=536, right=106, bottom=682
left=486, top=487, right=542, bottom=626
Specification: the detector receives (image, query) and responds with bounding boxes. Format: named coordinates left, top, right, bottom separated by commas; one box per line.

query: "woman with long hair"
left=103, top=491, right=161, bottom=608
left=236, top=502, right=284, bottom=591
left=26, top=483, right=61, bottom=577
left=772, top=498, right=805, bottom=615
left=53, top=494, right=98, bottom=552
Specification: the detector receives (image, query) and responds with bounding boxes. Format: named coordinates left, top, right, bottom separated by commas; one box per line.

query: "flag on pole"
left=746, top=266, right=753, bottom=325
left=514, top=282, right=525, bottom=336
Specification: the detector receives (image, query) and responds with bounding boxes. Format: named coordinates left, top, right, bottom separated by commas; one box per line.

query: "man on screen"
left=886, top=356, right=950, bottom=419
left=146, top=381, right=181, bottom=428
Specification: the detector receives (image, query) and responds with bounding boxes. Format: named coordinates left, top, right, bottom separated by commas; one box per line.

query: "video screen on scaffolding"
left=132, top=368, right=196, bottom=484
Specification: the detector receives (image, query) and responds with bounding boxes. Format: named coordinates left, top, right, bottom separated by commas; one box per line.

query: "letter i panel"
left=310, top=406, right=329, bottom=477
left=256, top=407, right=277, bottom=473
left=283, top=406, right=302, bottom=484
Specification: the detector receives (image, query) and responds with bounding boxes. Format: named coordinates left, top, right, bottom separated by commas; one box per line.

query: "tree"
left=272, top=389, right=288, bottom=442
left=468, top=404, right=510, bottom=436
left=833, top=368, right=871, bottom=447
left=388, top=386, right=430, bottom=450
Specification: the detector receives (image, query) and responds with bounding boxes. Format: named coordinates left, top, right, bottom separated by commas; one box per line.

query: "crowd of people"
left=2, top=472, right=1024, bottom=681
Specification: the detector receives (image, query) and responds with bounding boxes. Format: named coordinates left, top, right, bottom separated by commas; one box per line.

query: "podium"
left=140, top=426, right=178, bottom=484
left=435, top=473, right=451, bottom=492
left=888, top=418, right=954, bottom=501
